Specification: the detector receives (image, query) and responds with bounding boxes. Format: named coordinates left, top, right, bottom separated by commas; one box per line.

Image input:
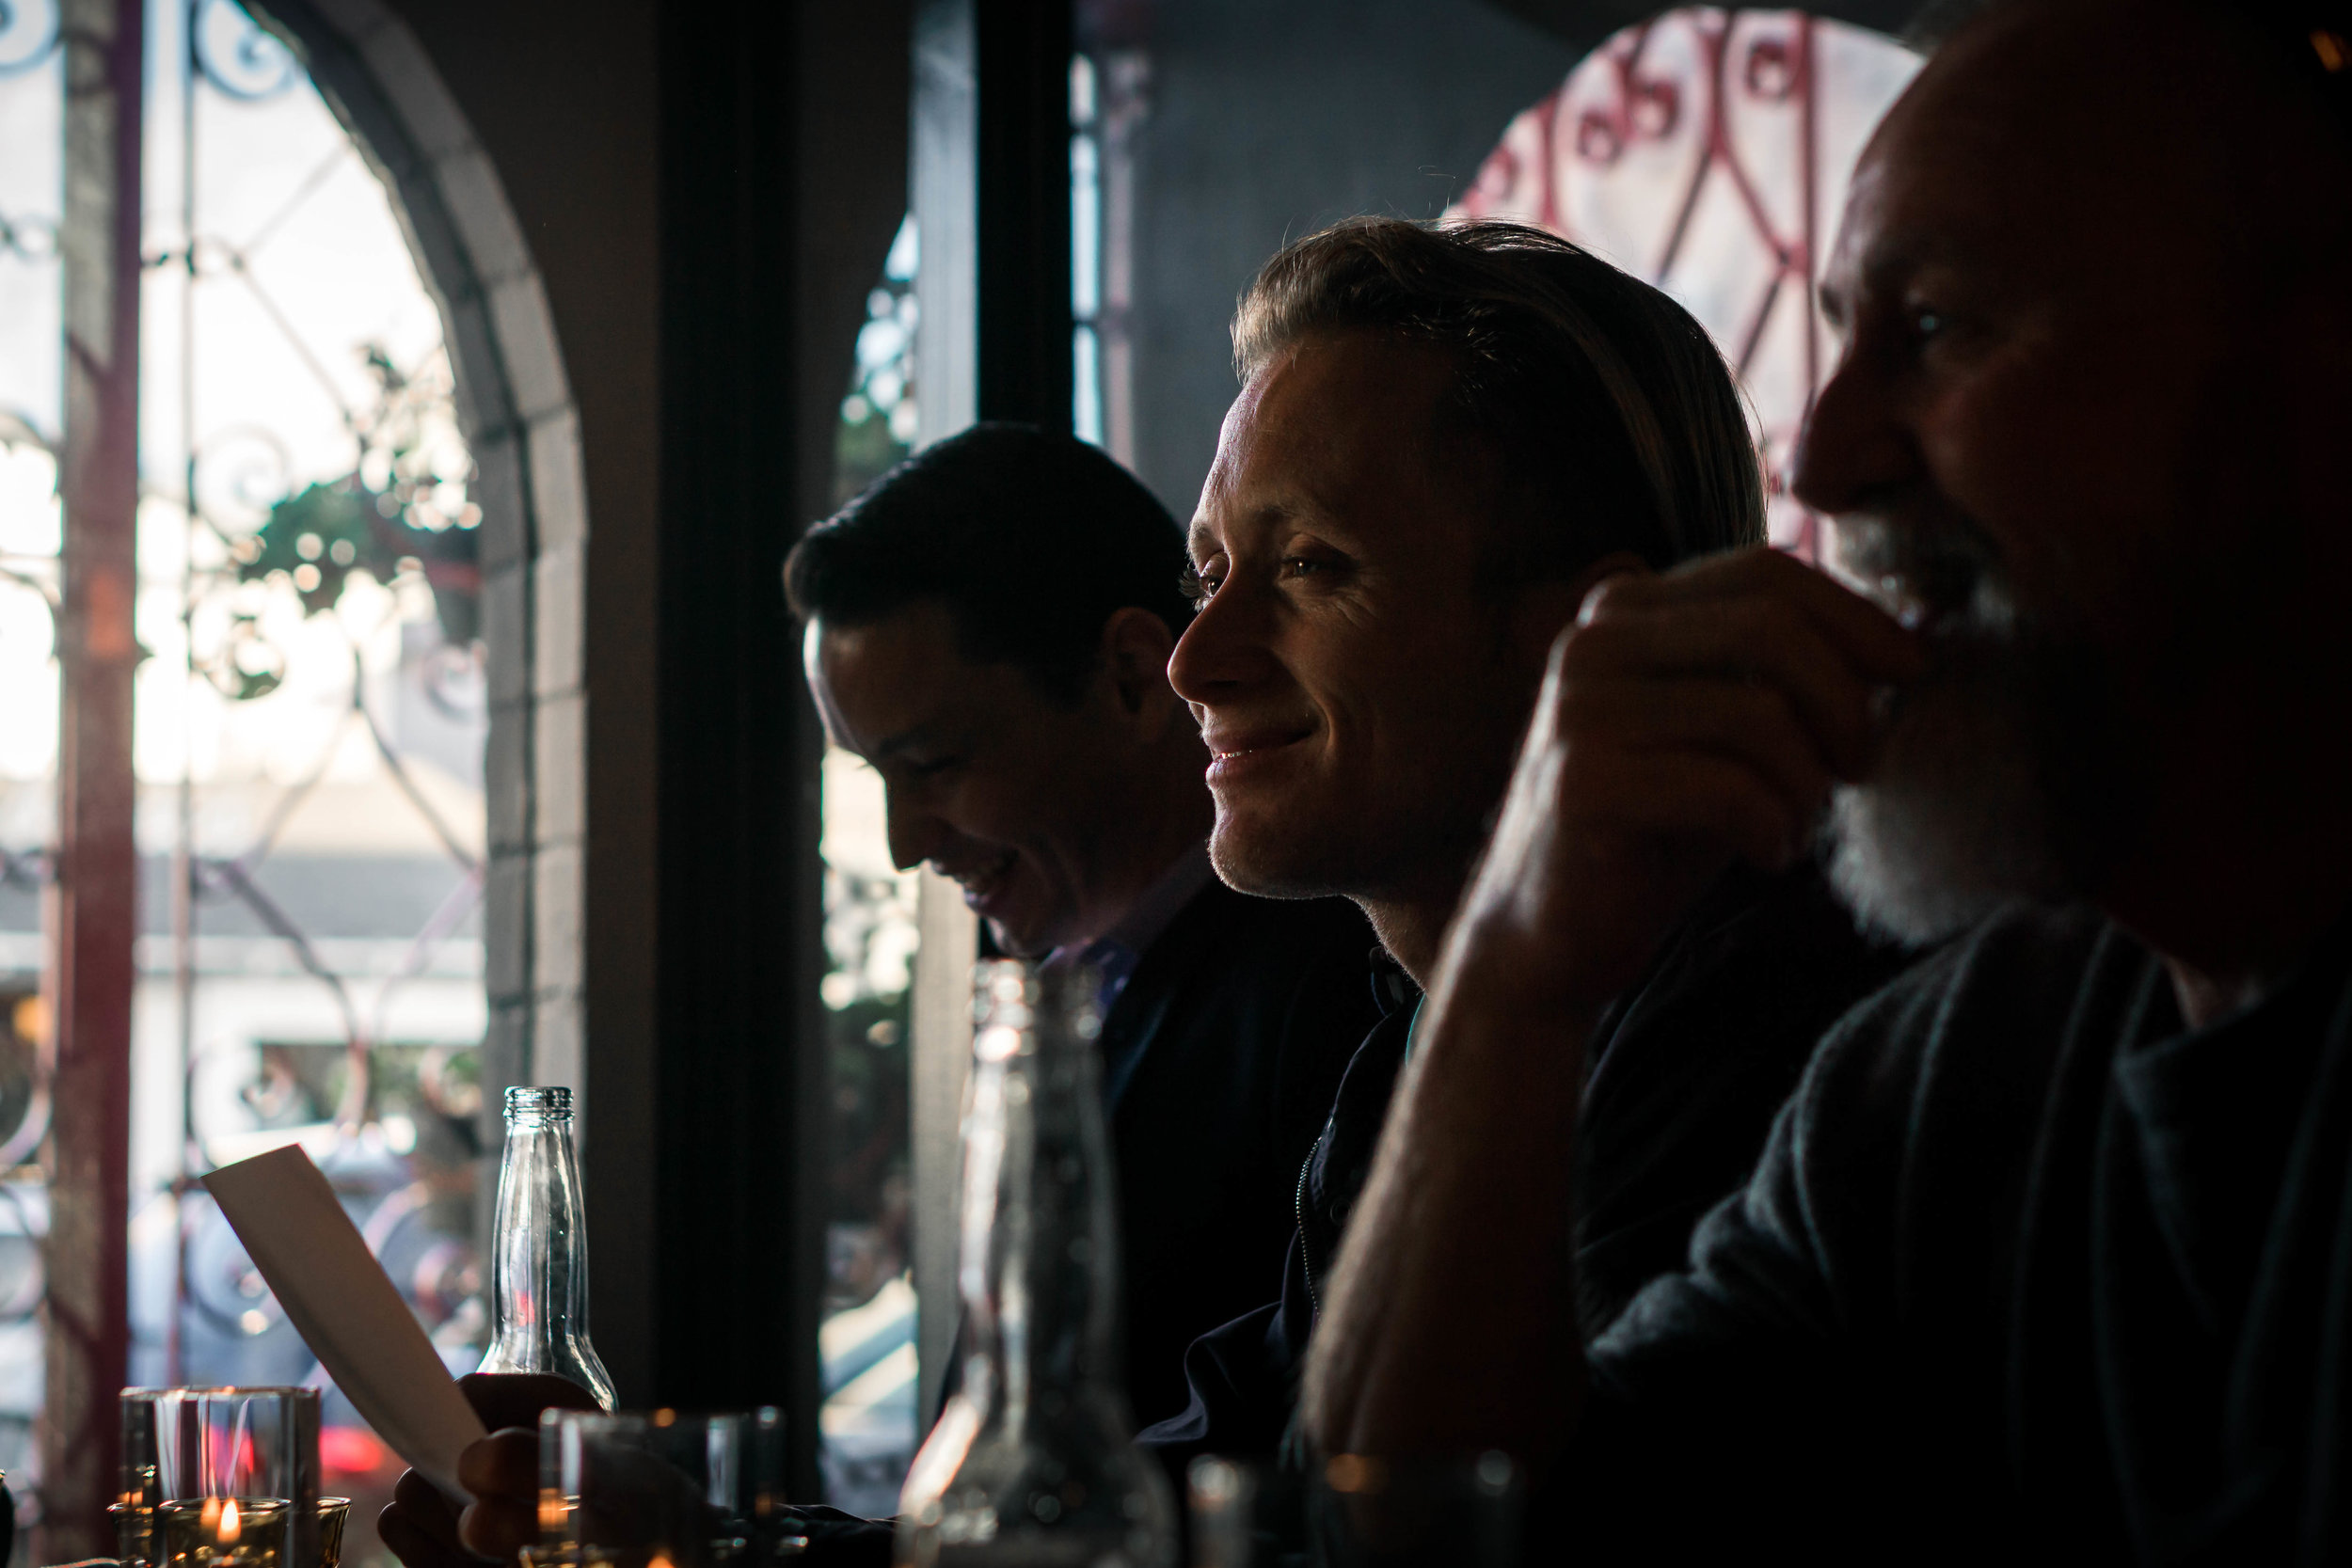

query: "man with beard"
left=1305, top=0, right=2352, bottom=1560
left=1140, top=217, right=1915, bottom=1473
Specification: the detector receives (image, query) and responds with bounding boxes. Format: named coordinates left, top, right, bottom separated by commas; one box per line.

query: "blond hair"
left=1233, top=217, right=1764, bottom=575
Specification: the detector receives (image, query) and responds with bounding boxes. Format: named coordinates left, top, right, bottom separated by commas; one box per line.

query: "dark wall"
left=1105, top=0, right=1581, bottom=517
left=364, top=0, right=674, bottom=1398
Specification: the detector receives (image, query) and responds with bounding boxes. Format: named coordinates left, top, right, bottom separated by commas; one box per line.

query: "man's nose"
left=883, top=791, right=946, bottom=874
left=1168, top=578, right=1272, bottom=708
left=1791, top=348, right=1919, bottom=519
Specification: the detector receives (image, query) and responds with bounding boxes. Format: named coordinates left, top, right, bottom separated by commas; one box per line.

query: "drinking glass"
left=538, top=1408, right=794, bottom=1568
left=1187, top=1455, right=1310, bottom=1568
left=1306, top=1450, right=1522, bottom=1568
left=114, top=1388, right=347, bottom=1568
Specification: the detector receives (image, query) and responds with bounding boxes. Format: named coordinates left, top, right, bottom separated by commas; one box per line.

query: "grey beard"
left=1821, top=518, right=2109, bottom=944
left=1824, top=682, right=2074, bottom=944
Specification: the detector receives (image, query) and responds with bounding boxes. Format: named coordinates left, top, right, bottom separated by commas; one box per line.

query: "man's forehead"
left=1825, top=4, right=2230, bottom=301
left=1190, top=331, right=1454, bottom=552
left=810, top=605, right=972, bottom=736
left=1864, top=0, right=2303, bottom=214
left=1820, top=182, right=2008, bottom=303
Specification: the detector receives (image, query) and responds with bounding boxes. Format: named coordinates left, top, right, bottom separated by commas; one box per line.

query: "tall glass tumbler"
left=538, top=1408, right=793, bottom=1568
left=116, top=1387, right=325, bottom=1568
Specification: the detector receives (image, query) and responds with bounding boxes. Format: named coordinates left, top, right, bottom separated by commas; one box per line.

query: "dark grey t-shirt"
left=1571, top=904, right=2352, bottom=1564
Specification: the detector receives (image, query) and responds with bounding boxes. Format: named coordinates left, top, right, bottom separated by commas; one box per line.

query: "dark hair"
left=1233, top=217, right=1765, bottom=577
left=786, top=422, right=1188, bottom=703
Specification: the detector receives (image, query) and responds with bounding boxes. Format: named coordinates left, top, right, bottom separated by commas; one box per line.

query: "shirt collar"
left=1042, top=839, right=1216, bottom=983
left=1369, top=948, right=1420, bottom=1017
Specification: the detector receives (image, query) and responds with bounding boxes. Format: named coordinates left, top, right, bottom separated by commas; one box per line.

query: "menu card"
left=203, top=1144, right=486, bottom=1495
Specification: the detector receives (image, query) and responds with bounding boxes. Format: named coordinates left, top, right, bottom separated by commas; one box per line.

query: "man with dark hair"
left=380, top=426, right=1376, bottom=1568
left=1307, top=2, right=2352, bottom=1560
left=1141, top=217, right=1914, bottom=1468
left=789, top=423, right=1376, bottom=1432
left=787, top=420, right=1198, bottom=708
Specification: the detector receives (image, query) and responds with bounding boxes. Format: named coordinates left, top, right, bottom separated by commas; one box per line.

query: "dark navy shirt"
left=1138, top=861, right=1917, bottom=1465
left=934, top=880, right=1377, bottom=1433
left=1093, top=879, right=1378, bottom=1429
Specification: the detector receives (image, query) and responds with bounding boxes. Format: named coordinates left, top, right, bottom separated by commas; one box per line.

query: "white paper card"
left=204, top=1144, right=486, bottom=1493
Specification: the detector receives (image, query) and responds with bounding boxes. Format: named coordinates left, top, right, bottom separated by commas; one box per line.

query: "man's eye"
left=1897, top=296, right=1963, bottom=349
left=906, top=755, right=961, bottom=779
left=1179, top=562, right=1224, bottom=606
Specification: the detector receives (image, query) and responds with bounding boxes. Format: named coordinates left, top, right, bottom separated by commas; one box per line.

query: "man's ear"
left=1509, top=550, right=1649, bottom=670
left=1098, top=607, right=1182, bottom=727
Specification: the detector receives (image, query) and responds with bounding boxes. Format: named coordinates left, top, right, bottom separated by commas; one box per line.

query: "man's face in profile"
left=1170, top=329, right=1544, bottom=907
left=806, top=601, right=1135, bottom=957
left=1793, top=0, right=2313, bottom=938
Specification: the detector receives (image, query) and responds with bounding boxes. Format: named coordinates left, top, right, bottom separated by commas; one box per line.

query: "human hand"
left=458, top=1405, right=783, bottom=1568
left=376, top=1372, right=602, bottom=1568
left=1451, top=546, right=1922, bottom=1006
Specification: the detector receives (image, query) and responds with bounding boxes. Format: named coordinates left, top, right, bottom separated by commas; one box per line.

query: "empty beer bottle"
left=479, top=1085, right=617, bottom=1409
left=895, top=961, right=1176, bottom=1568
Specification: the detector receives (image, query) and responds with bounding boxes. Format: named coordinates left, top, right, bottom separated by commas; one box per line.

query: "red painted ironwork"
left=1454, top=8, right=1915, bottom=560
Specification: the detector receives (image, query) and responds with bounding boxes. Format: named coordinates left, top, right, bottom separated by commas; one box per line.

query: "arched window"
left=0, top=0, right=583, bottom=1549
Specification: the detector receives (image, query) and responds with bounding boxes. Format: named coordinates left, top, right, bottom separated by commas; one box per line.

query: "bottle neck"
left=960, top=963, right=1122, bottom=1428
left=487, top=1111, right=595, bottom=1352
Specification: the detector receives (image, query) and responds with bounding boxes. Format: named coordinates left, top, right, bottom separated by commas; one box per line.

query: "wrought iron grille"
left=0, top=0, right=71, bottom=1524
left=0, top=0, right=490, bottom=1546
left=1449, top=7, right=1920, bottom=558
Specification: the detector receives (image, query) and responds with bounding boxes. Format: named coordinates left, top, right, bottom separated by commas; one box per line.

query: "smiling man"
left=789, top=422, right=1376, bottom=1431
left=381, top=428, right=1372, bottom=1567
left=1138, top=218, right=1915, bottom=1475
left=1304, top=1, right=2352, bottom=1560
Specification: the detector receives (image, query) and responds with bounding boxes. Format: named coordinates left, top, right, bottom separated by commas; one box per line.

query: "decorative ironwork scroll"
left=0, top=0, right=59, bottom=75
left=1450, top=8, right=1918, bottom=557
left=190, top=0, right=295, bottom=100
left=0, top=0, right=492, bottom=1537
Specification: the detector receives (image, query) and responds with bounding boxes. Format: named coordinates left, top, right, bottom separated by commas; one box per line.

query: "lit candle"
left=160, top=1495, right=287, bottom=1568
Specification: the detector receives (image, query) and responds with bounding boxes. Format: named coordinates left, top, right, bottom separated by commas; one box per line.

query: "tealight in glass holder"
left=538, top=1408, right=792, bottom=1568
left=115, top=1388, right=348, bottom=1568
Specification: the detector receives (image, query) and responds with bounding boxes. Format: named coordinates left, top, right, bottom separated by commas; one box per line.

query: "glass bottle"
left=896, top=960, right=1176, bottom=1568
left=478, top=1085, right=617, bottom=1409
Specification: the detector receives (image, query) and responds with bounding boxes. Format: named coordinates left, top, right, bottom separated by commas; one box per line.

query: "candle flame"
left=219, top=1497, right=242, bottom=1544
left=200, top=1497, right=221, bottom=1532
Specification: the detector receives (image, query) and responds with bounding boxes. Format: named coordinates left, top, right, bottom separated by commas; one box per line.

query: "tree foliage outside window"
left=834, top=213, right=919, bottom=508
